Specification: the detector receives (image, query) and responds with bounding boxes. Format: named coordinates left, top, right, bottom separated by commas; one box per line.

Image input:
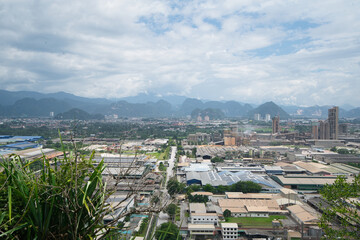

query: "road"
left=156, top=146, right=177, bottom=227
left=166, top=146, right=176, bottom=183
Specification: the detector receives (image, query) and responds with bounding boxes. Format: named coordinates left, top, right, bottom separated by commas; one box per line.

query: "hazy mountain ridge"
left=248, top=101, right=290, bottom=119
left=55, top=108, right=104, bottom=120
left=0, top=90, right=359, bottom=118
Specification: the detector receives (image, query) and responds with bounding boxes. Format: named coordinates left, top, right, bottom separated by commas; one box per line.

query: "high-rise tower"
left=328, top=106, right=339, bottom=140
left=272, top=116, right=280, bottom=134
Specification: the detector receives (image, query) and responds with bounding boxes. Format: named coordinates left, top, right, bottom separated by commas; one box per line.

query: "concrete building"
left=271, top=175, right=339, bottom=190
left=190, top=212, right=219, bottom=225
left=319, top=120, right=330, bottom=140
left=254, top=113, right=261, bottom=121
left=328, top=106, right=339, bottom=140
left=287, top=204, right=319, bottom=226
left=187, top=132, right=211, bottom=144
left=221, top=222, right=238, bottom=240
left=265, top=114, right=271, bottom=122
left=272, top=116, right=280, bottom=134
left=218, top=198, right=286, bottom=217
left=187, top=224, right=216, bottom=238
left=312, top=125, right=318, bottom=140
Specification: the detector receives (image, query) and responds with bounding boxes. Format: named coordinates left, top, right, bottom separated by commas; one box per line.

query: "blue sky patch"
left=203, top=17, right=222, bottom=30
left=247, top=37, right=312, bottom=57
left=282, top=20, right=320, bottom=30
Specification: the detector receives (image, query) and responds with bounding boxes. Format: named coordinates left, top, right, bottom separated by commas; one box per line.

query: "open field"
left=225, top=215, right=286, bottom=228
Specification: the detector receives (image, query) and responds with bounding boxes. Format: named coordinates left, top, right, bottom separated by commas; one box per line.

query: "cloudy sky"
left=1, top=0, right=360, bottom=106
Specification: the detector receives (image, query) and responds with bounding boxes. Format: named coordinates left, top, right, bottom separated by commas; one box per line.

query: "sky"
left=1, top=0, right=360, bottom=106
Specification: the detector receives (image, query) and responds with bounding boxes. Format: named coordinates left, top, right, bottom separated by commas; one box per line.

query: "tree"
left=211, top=156, right=224, bottom=163
left=155, top=222, right=180, bottom=240
left=188, top=194, right=208, bottom=203
left=166, top=204, right=177, bottom=220
left=203, top=184, right=215, bottom=193
left=319, top=175, right=360, bottom=239
left=223, top=209, right=232, bottom=218
left=229, top=181, right=262, bottom=193
left=191, top=147, right=197, bottom=158
left=167, top=178, right=185, bottom=196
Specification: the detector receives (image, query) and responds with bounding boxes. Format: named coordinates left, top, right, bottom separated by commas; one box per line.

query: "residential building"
left=272, top=116, right=280, bottom=134
left=221, top=222, right=238, bottom=240
left=328, top=106, right=339, bottom=140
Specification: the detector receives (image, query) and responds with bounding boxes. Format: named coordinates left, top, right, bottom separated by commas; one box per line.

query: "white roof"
left=221, top=222, right=238, bottom=228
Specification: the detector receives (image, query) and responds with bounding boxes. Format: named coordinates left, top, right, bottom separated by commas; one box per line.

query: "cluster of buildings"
left=312, top=106, right=339, bottom=140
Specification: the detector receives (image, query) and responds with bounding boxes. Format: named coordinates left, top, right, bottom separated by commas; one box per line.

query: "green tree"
left=166, top=204, right=177, bottom=220
left=337, top=148, right=350, bottom=154
left=211, top=156, right=224, bottom=163
left=223, top=209, right=232, bottom=218
left=191, top=147, right=197, bottom=158
left=167, top=178, right=185, bottom=196
left=203, top=184, right=215, bottom=193
left=155, top=222, right=180, bottom=240
left=319, top=175, right=360, bottom=239
left=229, top=181, right=262, bottom=193
left=215, top=185, right=229, bottom=194
left=188, top=194, right=208, bottom=203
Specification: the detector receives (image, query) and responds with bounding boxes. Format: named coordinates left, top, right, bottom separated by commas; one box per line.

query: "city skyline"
left=1, top=1, right=360, bottom=106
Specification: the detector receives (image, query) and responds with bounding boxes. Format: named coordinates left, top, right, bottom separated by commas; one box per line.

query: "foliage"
left=223, top=209, right=232, bottom=218
left=211, top=156, right=224, bottom=163
left=188, top=194, right=209, bottom=203
left=185, top=184, right=201, bottom=195
left=166, top=178, right=186, bottom=196
left=319, top=175, right=360, bottom=239
left=155, top=222, right=180, bottom=240
left=136, top=217, right=149, bottom=236
left=166, top=204, right=177, bottom=218
left=229, top=181, right=262, bottom=193
left=202, top=184, right=215, bottom=193
left=337, top=148, right=350, bottom=154
left=0, top=149, right=118, bottom=239
left=195, top=181, right=262, bottom=194
left=191, top=147, right=197, bottom=158
left=0, top=133, right=151, bottom=239
left=158, top=162, right=166, bottom=171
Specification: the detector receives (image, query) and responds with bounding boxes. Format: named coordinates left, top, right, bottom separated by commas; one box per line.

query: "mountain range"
left=0, top=90, right=359, bottom=119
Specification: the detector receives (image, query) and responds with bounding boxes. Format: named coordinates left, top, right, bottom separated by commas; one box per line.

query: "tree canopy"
left=319, top=175, right=360, bottom=239
left=155, top=222, right=180, bottom=240
left=223, top=209, right=232, bottom=218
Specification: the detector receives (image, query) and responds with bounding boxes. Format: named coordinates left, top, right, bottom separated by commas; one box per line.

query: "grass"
left=135, top=217, right=149, bottom=237
left=161, top=172, right=167, bottom=187
left=175, top=206, right=181, bottom=221
left=225, top=215, right=286, bottom=228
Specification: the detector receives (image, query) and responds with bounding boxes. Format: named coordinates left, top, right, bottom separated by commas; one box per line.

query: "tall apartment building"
left=328, top=106, right=339, bottom=140
left=319, top=120, right=330, bottom=139
left=312, top=125, right=318, bottom=139
left=317, top=106, right=338, bottom=140
left=272, top=116, right=280, bottom=134
left=265, top=114, right=271, bottom=122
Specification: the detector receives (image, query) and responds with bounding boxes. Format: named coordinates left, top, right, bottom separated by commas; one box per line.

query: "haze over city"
left=1, top=0, right=360, bottom=106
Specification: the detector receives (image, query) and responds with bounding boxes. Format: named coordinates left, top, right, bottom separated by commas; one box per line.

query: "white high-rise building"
left=265, top=114, right=271, bottom=122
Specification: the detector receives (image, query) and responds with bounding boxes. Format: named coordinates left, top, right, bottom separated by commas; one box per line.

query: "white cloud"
left=0, top=0, right=359, bottom=106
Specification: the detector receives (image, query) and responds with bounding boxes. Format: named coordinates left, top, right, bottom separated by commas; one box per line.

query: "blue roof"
left=1, top=142, right=39, bottom=150
left=0, top=135, right=12, bottom=139
left=13, top=136, right=43, bottom=141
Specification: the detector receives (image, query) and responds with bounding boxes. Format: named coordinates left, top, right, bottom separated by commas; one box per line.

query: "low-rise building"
left=187, top=224, right=216, bottom=238
left=221, top=222, right=238, bottom=240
